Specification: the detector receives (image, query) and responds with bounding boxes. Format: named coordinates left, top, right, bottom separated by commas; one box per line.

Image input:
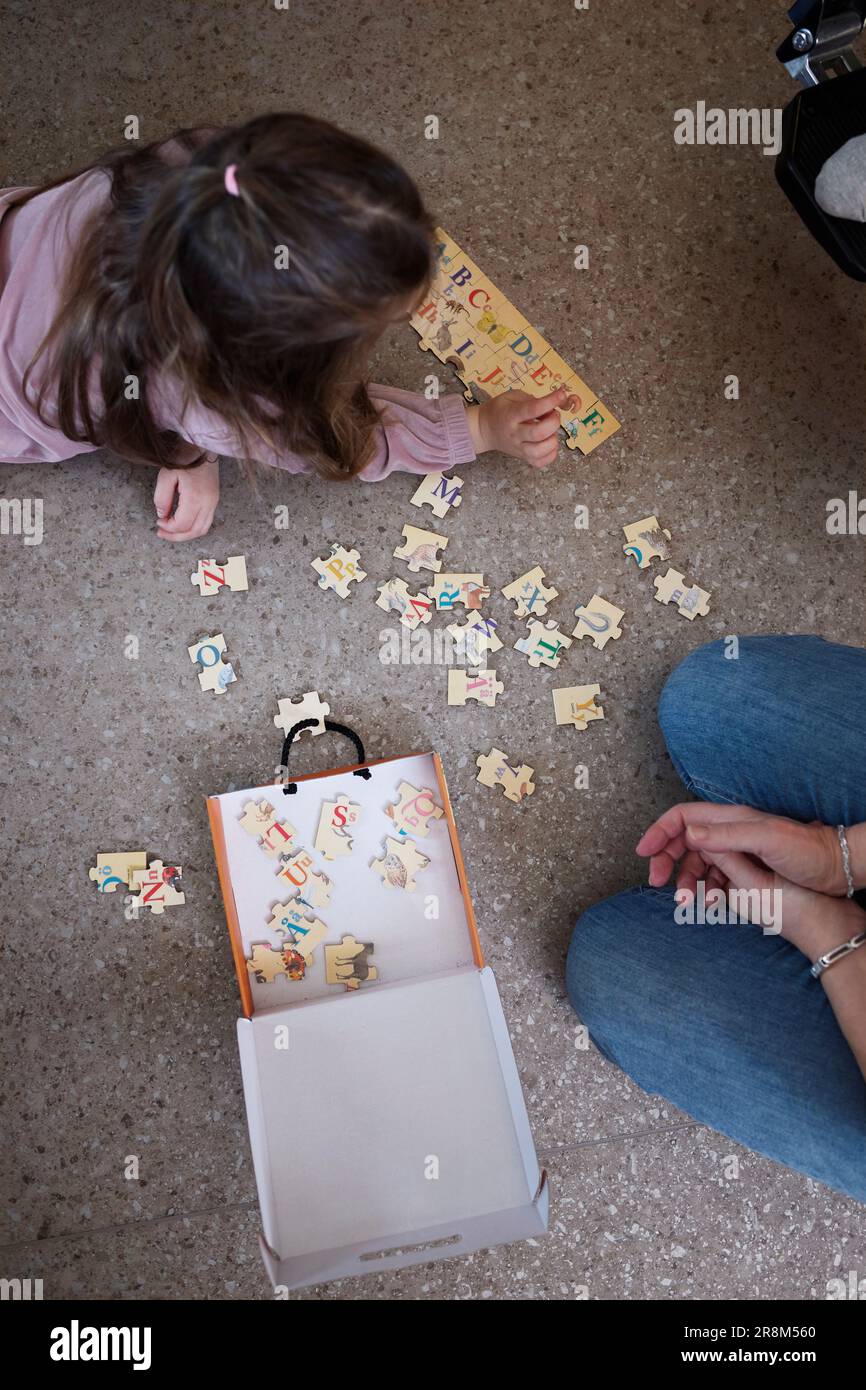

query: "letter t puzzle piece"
left=653, top=567, right=711, bottom=619
left=312, top=544, right=367, bottom=598
left=475, top=747, right=536, bottom=804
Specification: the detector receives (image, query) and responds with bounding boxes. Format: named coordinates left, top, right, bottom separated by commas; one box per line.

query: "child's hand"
left=467, top=387, right=569, bottom=468
left=153, top=454, right=220, bottom=542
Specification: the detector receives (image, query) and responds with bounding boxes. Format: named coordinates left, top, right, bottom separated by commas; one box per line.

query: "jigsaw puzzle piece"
left=188, top=633, right=236, bottom=694
left=370, top=835, right=431, bottom=891
left=572, top=595, right=624, bottom=650
left=563, top=398, right=621, bottom=454
left=446, top=612, right=503, bottom=663
left=384, top=781, right=444, bottom=838
left=190, top=555, right=248, bottom=596
left=324, top=935, right=378, bottom=991
left=130, top=861, right=185, bottom=915
left=475, top=748, right=535, bottom=804
left=265, top=901, right=327, bottom=963
left=88, top=852, right=147, bottom=893
left=427, top=573, right=489, bottom=611
left=375, top=578, right=433, bottom=630
left=447, top=668, right=503, bottom=707
left=314, top=795, right=360, bottom=860
left=501, top=566, right=559, bottom=619
left=312, top=544, right=367, bottom=598
left=653, top=568, right=711, bottom=619
left=514, top=619, right=573, bottom=669
left=552, top=684, right=605, bottom=730
left=273, top=691, right=330, bottom=738
left=622, top=516, right=672, bottom=569
left=273, top=848, right=332, bottom=905
left=246, top=942, right=307, bottom=984
left=393, top=524, right=448, bottom=575
left=410, top=471, right=464, bottom=519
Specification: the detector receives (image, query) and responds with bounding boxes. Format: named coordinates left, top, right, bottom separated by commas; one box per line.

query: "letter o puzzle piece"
left=188, top=633, right=236, bottom=693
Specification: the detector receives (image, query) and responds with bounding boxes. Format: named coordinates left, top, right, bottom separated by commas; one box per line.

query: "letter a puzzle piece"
left=410, top=470, right=464, bottom=519
left=375, top=577, right=433, bottom=630
left=246, top=942, right=307, bottom=984
left=552, top=684, right=604, bottom=731
left=621, top=517, right=671, bottom=569
left=188, top=633, right=236, bottom=693
left=475, top=748, right=535, bottom=804
left=311, top=544, right=367, bottom=598
left=446, top=612, right=503, bottom=662
left=88, top=851, right=147, bottom=893
left=371, top=836, right=430, bottom=891
left=653, top=568, right=711, bottom=619
left=501, top=566, right=559, bottom=619
left=514, top=619, right=573, bottom=669
left=447, top=668, right=503, bottom=707
left=384, top=781, right=444, bottom=838
left=325, top=935, right=378, bottom=991
left=130, top=860, right=185, bottom=915
left=393, top=524, right=448, bottom=574
left=314, top=795, right=360, bottom=860
left=265, top=900, right=327, bottom=963
left=190, top=555, right=249, bottom=596
left=572, top=595, right=624, bottom=650
left=427, top=573, right=489, bottom=611
left=273, top=691, right=330, bottom=738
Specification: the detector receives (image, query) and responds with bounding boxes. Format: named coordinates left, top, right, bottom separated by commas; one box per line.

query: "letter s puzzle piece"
left=447, top=668, right=504, bottom=707
left=190, top=555, right=249, bottom=596
left=130, top=860, right=185, bottom=915
left=88, top=851, right=147, bottom=893
left=393, top=524, right=448, bottom=574
left=273, top=691, right=330, bottom=738
left=384, top=781, right=444, bottom=838
left=325, top=935, right=378, bottom=991
left=246, top=942, right=307, bottom=984
left=514, top=619, right=573, bottom=669
left=621, top=517, right=671, bottom=569
left=653, top=568, right=711, bottom=619
left=265, top=900, right=327, bottom=963
left=375, top=577, right=433, bottom=630
left=501, top=565, right=559, bottom=619
left=427, top=573, right=489, bottom=611
left=314, top=795, right=360, bottom=860
left=371, top=835, right=430, bottom=891
left=311, top=544, right=367, bottom=598
left=188, top=633, right=236, bottom=693
left=410, top=470, right=464, bottom=519
left=552, top=684, right=604, bottom=731
left=475, top=748, right=535, bottom=804
left=572, top=595, right=624, bottom=650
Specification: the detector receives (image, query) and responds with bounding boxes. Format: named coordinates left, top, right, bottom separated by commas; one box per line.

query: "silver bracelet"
left=810, top=930, right=866, bottom=979
left=837, top=825, right=856, bottom=898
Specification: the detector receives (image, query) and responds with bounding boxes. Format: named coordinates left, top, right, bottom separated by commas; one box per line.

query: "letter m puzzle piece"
left=410, top=470, right=464, bottom=519
left=311, top=544, right=367, bottom=598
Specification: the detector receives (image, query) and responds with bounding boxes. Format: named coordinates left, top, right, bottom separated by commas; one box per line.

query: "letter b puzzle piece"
left=314, top=795, right=360, bottom=860
left=88, top=851, right=147, bottom=893
left=653, top=568, right=711, bottom=619
left=385, top=781, right=444, bottom=837
left=312, top=544, right=367, bottom=598
left=514, top=619, right=573, bottom=668
left=447, top=668, right=504, bottom=707
left=410, top=470, right=464, bottom=519
left=393, top=524, right=448, bottom=574
left=475, top=747, right=536, bottom=804
left=621, top=517, right=671, bottom=569
left=188, top=633, right=236, bottom=693
left=501, top=565, right=559, bottom=618
left=371, top=835, right=431, bottom=891
left=190, top=555, right=249, bottom=596
left=325, top=935, right=378, bottom=991
left=572, top=595, right=624, bottom=650
left=552, top=684, right=604, bottom=731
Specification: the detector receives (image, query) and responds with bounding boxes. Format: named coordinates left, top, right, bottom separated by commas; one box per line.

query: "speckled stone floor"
left=1, top=1, right=864, bottom=1301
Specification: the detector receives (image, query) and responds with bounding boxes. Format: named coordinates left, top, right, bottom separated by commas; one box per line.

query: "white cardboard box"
left=208, top=750, right=548, bottom=1292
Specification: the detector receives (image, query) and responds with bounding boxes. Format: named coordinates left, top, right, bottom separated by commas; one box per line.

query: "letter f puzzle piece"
left=475, top=748, right=535, bottom=804
left=572, top=595, right=624, bottom=650
left=621, top=516, right=671, bottom=569
left=552, top=684, right=604, bottom=731
left=653, top=567, right=711, bottom=619
left=501, top=565, right=559, bottom=619
left=188, top=633, right=236, bottom=693
left=312, top=544, right=367, bottom=598
left=371, top=835, right=431, bottom=891
left=514, top=619, right=573, bottom=669
left=447, top=668, right=504, bottom=707
left=410, top=470, right=464, bottom=519
left=190, top=555, right=248, bottom=596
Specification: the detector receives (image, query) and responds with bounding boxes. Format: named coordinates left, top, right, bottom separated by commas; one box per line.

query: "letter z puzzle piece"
left=514, top=619, right=573, bottom=669
left=314, top=795, right=360, bottom=860
left=475, top=748, right=535, bottom=804
left=446, top=612, right=503, bottom=662
left=88, top=851, right=147, bottom=893
left=190, top=555, right=248, bottom=596
left=653, top=568, right=711, bottom=619
left=427, top=573, right=489, bottom=611
left=312, top=544, right=367, bottom=598
left=371, top=836, right=431, bottom=891
left=265, top=900, right=327, bottom=963
left=325, top=935, right=378, bottom=991
left=375, top=577, right=433, bottom=630
left=273, top=691, right=331, bottom=738
left=410, top=470, right=464, bottom=519
left=130, top=861, right=185, bottom=915
left=447, top=668, right=504, bottom=707
left=621, top=517, right=671, bottom=569
left=384, top=781, right=444, bottom=838
left=552, top=684, right=604, bottom=731
left=572, top=595, right=624, bottom=650
left=501, top=566, right=559, bottom=619
left=393, top=524, right=448, bottom=574
left=188, top=633, right=236, bottom=693
left=246, top=942, right=307, bottom=984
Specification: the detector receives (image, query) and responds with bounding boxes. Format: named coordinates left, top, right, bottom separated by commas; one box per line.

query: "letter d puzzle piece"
left=552, top=684, right=604, bottom=731
left=370, top=835, right=431, bottom=891
left=325, top=935, right=378, bottom=991
left=514, top=619, right=573, bottom=669
left=312, top=544, right=367, bottom=598
left=501, top=565, right=559, bottom=619
left=475, top=748, right=536, bottom=804
left=190, top=555, right=249, bottom=596
left=621, top=517, right=671, bottom=569
left=410, top=470, right=464, bottom=519
left=572, top=595, right=624, bottom=650
left=447, top=668, right=504, bottom=707
left=393, top=524, right=448, bottom=574
left=88, top=851, right=147, bottom=893
left=314, top=795, right=360, bottom=860
left=188, top=633, right=236, bottom=693
left=653, top=568, right=711, bottom=619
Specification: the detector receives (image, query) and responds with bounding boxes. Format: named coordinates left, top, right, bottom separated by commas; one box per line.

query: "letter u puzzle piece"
left=653, top=567, right=711, bottom=619
left=475, top=748, right=536, bottom=804
left=312, top=544, right=367, bottom=598
left=375, top=577, right=433, bottom=630
left=501, top=565, right=558, bottom=619
left=446, top=612, right=503, bottom=662
left=572, top=595, right=624, bottom=650
left=447, top=668, right=504, bottom=707
left=621, top=516, right=671, bottom=569
left=88, top=851, right=147, bottom=893
left=552, top=684, right=604, bottom=731
left=188, top=633, right=236, bottom=693
left=371, top=836, right=430, bottom=891
left=384, top=781, right=444, bottom=838
left=273, top=691, right=330, bottom=738
left=514, top=619, right=573, bottom=669
left=246, top=942, right=308, bottom=984
left=325, top=935, right=378, bottom=991
left=190, top=555, right=248, bottom=596
left=314, top=795, right=360, bottom=860
left=410, top=470, right=464, bottom=519
left=129, top=860, right=185, bottom=915
left=393, top=524, right=448, bottom=574
left=427, top=573, right=489, bottom=611
left=274, top=848, right=332, bottom=906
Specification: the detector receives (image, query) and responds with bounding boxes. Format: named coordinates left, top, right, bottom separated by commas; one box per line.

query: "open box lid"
left=237, top=965, right=548, bottom=1289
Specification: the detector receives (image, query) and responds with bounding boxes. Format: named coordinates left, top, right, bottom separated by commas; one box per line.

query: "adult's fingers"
left=636, top=802, right=762, bottom=858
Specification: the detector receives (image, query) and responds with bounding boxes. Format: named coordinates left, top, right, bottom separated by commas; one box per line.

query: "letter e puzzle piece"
left=130, top=860, right=185, bottom=915
left=384, top=781, right=444, bottom=838
left=246, top=942, right=307, bottom=984
left=447, top=668, right=504, bottom=707
left=190, top=555, right=249, bottom=596
left=371, top=835, right=431, bottom=891
left=273, top=691, right=330, bottom=738
left=311, top=544, right=367, bottom=598
left=446, top=612, right=503, bottom=662
left=572, top=595, right=624, bottom=650
left=325, top=935, right=378, bottom=991
left=188, top=633, right=236, bottom=693
left=427, top=573, right=489, bottom=611
left=552, top=684, right=604, bottom=731
left=475, top=748, right=536, bottom=804
left=375, top=577, right=433, bottom=630
left=653, top=568, right=711, bottom=619
left=393, top=524, right=448, bottom=574
left=501, top=566, right=559, bottom=619
left=621, top=517, right=671, bottom=569
left=514, top=619, right=573, bottom=669
left=88, top=851, right=147, bottom=893
left=314, top=795, right=360, bottom=860
left=410, top=470, right=464, bottom=519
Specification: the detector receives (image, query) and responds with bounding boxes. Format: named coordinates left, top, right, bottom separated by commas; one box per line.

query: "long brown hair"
left=9, top=113, right=437, bottom=478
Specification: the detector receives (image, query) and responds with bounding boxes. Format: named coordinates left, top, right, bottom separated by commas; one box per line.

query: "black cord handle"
left=280, top=718, right=372, bottom=795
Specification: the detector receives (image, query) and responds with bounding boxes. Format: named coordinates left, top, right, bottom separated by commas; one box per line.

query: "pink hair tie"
left=224, top=164, right=240, bottom=197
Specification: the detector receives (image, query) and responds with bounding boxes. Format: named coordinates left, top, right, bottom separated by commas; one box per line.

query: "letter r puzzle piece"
left=552, top=684, right=604, bottom=730
left=393, top=524, right=448, bottom=574
left=311, top=544, right=367, bottom=598
left=475, top=748, right=536, bottom=804
left=572, top=595, right=624, bottom=650
left=653, top=567, right=711, bottom=619
left=190, top=555, right=249, bottom=595
left=514, top=619, right=573, bottom=668
left=427, top=573, right=489, bottom=611
left=447, top=668, right=504, bottom=707
left=621, top=517, right=671, bottom=569
left=501, top=565, right=559, bottom=618
left=410, top=470, right=464, bottom=519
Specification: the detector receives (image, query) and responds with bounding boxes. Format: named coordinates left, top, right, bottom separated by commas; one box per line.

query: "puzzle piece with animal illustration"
left=410, top=470, right=464, bottom=519
left=371, top=835, right=431, bottom=891
left=265, top=901, right=327, bottom=962
left=446, top=612, right=503, bottom=662
left=375, top=577, right=433, bottom=630
left=552, top=684, right=605, bottom=731
left=188, top=633, right=236, bottom=693
left=246, top=942, right=308, bottom=984
left=129, top=861, right=185, bottom=915
left=653, top=568, right=711, bottom=619
left=501, top=566, right=558, bottom=619
left=514, top=619, right=573, bottom=668
left=447, top=668, right=503, bottom=707
left=190, top=555, right=248, bottom=596
left=273, top=691, right=330, bottom=738
left=324, top=935, right=378, bottom=991
left=393, top=524, right=448, bottom=574
left=384, top=781, right=444, bottom=838
left=621, top=516, right=671, bottom=569
left=314, top=795, right=360, bottom=860
left=273, top=848, right=332, bottom=905
left=427, top=573, right=489, bottom=611
left=312, top=544, right=367, bottom=598
left=88, top=852, right=147, bottom=893
left=572, top=595, right=624, bottom=650
left=475, top=748, right=536, bottom=804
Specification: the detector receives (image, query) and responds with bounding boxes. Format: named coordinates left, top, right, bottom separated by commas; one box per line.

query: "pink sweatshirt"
left=0, top=170, right=476, bottom=479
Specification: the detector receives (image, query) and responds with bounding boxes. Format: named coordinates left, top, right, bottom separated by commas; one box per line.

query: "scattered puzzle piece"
left=312, top=544, right=367, bottom=598
left=552, top=684, right=605, bottom=730
left=653, top=568, right=711, bottom=620
left=273, top=691, right=330, bottom=738
left=514, top=619, right=573, bottom=669
left=375, top=577, right=433, bottom=630
left=475, top=748, right=535, bottom=804
left=246, top=942, right=307, bottom=984
left=324, top=935, right=378, bottom=991
left=393, top=524, right=448, bottom=574
left=265, top=901, right=328, bottom=962
left=88, top=852, right=147, bottom=893
left=427, top=573, right=490, bottom=611
left=384, top=781, right=444, bottom=838
left=572, top=595, right=624, bottom=650
left=501, top=566, right=559, bottom=619
left=410, top=470, right=464, bottom=519
left=371, top=835, right=431, bottom=891
left=621, top=517, right=671, bottom=569
left=446, top=612, right=503, bottom=662
left=447, top=668, right=503, bottom=707
left=314, top=795, right=360, bottom=860
left=130, top=860, right=185, bottom=915
left=190, top=555, right=248, bottom=596
left=188, top=633, right=236, bottom=694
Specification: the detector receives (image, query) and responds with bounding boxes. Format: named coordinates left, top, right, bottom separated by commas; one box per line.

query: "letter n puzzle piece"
left=621, top=517, right=671, bottom=569
left=410, top=470, right=464, bottom=519
left=572, top=595, right=624, bottom=650
left=325, top=935, right=378, bottom=991
left=314, top=795, right=360, bottom=860
left=130, top=860, right=185, bottom=915
left=446, top=612, right=503, bottom=662
left=188, top=633, right=236, bottom=693
left=447, top=668, right=504, bottom=707
left=552, top=684, right=604, bottom=731
left=246, top=942, right=307, bottom=984
left=475, top=748, right=535, bottom=804
left=501, top=565, right=559, bottom=619
left=514, top=619, right=573, bottom=669
left=375, top=578, right=433, bottom=630
left=312, top=544, right=367, bottom=598
left=273, top=691, right=330, bottom=738
left=190, top=555, right=249, bottom=596
left=653, top=568, right=711, bottom=620
left=88, top=851, right=147, bottom=893
left=384, top=782, right=444, bottom=838
left=393, top=524, right=448, bottom=574
left=265, top=900, right=327, bottom=963
left=371, top=836, right=430, bottom=891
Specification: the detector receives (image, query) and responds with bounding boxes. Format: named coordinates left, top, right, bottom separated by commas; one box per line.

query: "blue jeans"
left=566, top=636, right=866, bottom=1202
